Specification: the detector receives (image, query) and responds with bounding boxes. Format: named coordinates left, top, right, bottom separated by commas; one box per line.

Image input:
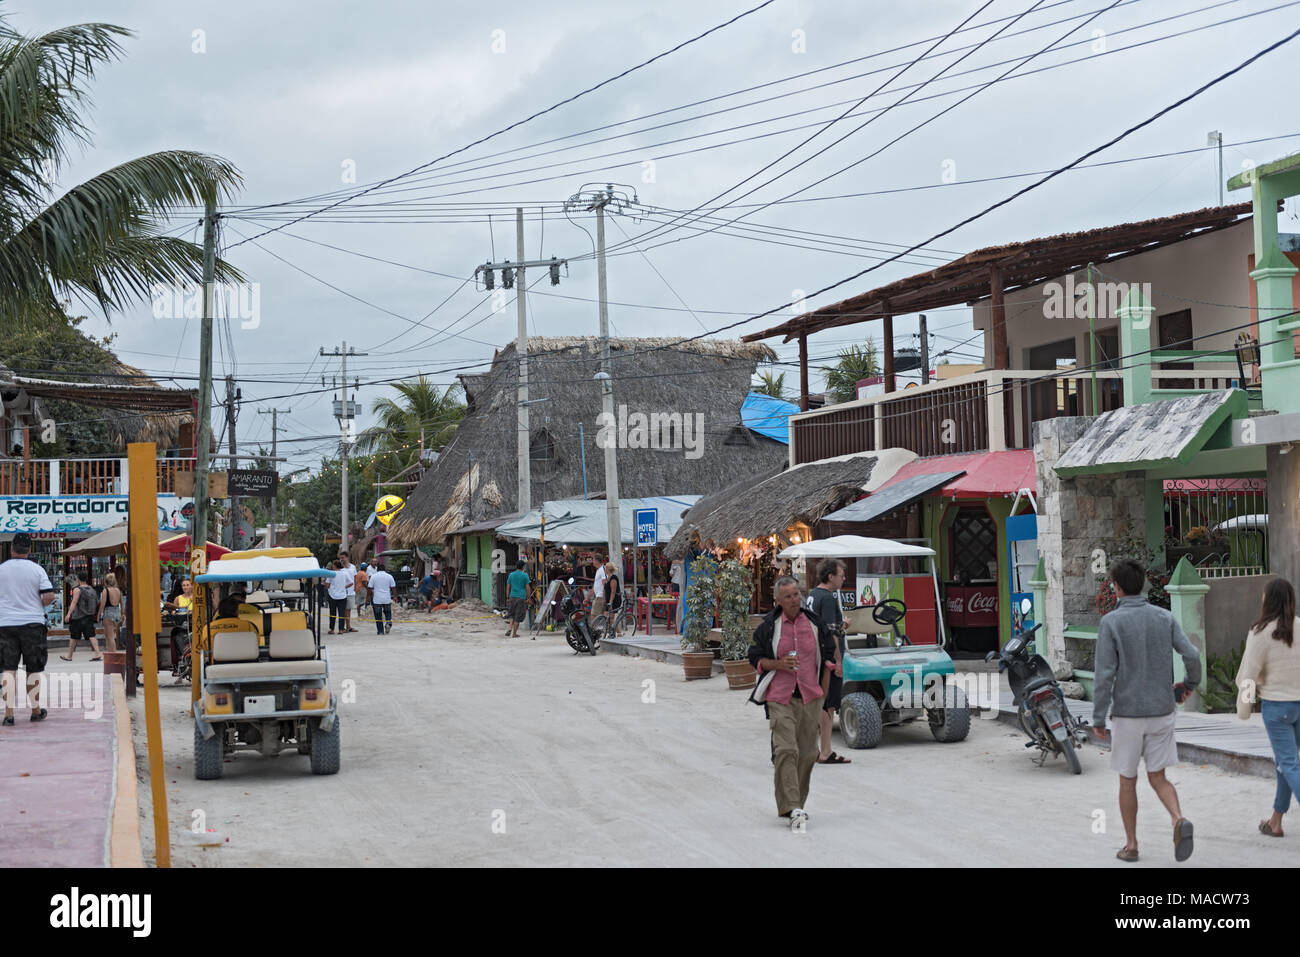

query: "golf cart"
left=778, top=536, right=970, bottom=749
left=191, top=548, right=341, bottom=779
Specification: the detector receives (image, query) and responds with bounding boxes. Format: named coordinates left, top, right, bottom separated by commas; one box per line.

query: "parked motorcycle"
left=560, top=578, right=598, bottom=656
left=986, top=599, right=1090, bottom=774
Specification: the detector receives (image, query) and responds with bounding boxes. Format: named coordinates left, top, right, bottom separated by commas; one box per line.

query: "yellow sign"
left=376, top=494, right=405, bottom=526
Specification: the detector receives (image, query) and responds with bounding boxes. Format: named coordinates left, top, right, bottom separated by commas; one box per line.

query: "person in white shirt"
left=337, top=553, right=358, bottom=633
left=0, top=533, right=57, bottom=724
left=326, top=559, right=351, bottom=634
left=368, top=562, right=397, bottom=635
left=592, top=561, right=610, bottom=618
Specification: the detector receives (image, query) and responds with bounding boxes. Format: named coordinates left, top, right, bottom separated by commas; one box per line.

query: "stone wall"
left=1204, top=573, right=1275, bottom=660
left=1033, top=417, right=1147, bottom=671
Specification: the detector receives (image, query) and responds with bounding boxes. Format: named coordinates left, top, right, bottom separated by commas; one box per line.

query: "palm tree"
left=0, top=18, right=242, bottom=321
left=753, top=369, right=788, bottom=399
left=354, top=377, right=466, bottom=480
left=822, top=340, right=880, bottom=404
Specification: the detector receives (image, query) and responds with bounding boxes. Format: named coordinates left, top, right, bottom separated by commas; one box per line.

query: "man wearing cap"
left=0, top=533, right=56, bottom=725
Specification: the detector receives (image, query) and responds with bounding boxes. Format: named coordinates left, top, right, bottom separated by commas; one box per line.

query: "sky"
left=16, top=0, right=1300, bottom=477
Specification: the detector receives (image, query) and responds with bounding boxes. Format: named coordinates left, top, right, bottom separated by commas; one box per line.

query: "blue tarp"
left=741, top=391, right=798, bottom=444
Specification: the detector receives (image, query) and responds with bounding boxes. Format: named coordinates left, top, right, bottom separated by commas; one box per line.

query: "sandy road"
left=130, top=610, right=1300, bottom=868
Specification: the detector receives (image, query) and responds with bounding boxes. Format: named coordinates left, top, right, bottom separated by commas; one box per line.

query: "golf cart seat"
left=843, top=607, right=896, bottom=649
left=205, top=624, right=327, bottom=679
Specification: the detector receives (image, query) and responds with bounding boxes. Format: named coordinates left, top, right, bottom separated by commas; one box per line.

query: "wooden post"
left=882, top=313, right=896, bottom=393
left=990, top=263, right=1009, bottom=369
left=798, top=333, right=809, bottom=412
left=128, top=442, right=169, bottom=867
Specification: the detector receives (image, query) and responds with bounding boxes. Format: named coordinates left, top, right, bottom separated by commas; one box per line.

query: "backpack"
left=74, top=583, right=99, bottom=618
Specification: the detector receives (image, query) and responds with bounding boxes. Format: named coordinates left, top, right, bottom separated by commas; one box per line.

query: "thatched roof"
left=387, top=336, right=782, bottom=548
left=663, top=453, right=881, bottom=558
left=0, top=361, right=193, bottom=448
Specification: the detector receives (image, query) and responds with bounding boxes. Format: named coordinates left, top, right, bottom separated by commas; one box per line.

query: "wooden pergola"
left=743, top=203, right=1252, bottom=409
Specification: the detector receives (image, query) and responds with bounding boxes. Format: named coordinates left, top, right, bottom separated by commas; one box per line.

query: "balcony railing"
left=0, top=457, right=195, bottom=496
left=790, top=365, right=1241, bottom=465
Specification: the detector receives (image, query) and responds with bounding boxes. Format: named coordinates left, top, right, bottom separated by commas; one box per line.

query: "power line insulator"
left=502, top=261, right=514, bottom=289
left=482, top=266, right=494, bottom=290
left=549, top=258, right=560, bottom=285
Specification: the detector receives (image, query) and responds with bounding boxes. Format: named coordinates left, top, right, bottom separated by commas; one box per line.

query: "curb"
left=109, top=674, right=144, bottom=868
left=600, top=636, right=725, bottom=674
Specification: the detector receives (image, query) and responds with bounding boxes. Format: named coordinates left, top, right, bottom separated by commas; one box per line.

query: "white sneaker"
left=789, top=809, right=808, bottom=832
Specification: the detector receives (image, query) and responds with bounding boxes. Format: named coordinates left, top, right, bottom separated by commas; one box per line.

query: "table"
left=636, top=596, right=679, bottom=635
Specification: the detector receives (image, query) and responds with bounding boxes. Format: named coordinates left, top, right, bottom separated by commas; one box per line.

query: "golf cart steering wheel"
left=871, top=598, right=907, bottom=626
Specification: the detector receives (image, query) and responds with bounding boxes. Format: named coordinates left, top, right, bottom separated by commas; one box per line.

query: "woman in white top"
left=326, top=560, right=350, bottom=634
left=1236, top=577, right=1300, bottom=838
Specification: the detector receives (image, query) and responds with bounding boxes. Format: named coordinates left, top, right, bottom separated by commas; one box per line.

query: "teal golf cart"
left=779, top=536, right=970, bottom=749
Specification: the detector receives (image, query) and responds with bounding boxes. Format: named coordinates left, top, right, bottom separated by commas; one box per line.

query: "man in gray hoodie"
left=1092, top=558, right=1202, bottom=863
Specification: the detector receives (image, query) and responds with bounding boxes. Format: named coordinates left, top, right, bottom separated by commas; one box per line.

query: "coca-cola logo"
left=968, top=592, right=998, bottom=613
left=945, top=597, right=964, bottom=613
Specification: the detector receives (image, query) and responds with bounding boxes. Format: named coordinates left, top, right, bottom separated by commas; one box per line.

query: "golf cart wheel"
left=310, top=715, right=341, bottom=775
left=1060, top=736, right=1082, bottom=775
left=839, top=692, right=883, bottom=749
left=194, top=721, right=223, bottom=780
left=928, top=683, right=971, bottom=743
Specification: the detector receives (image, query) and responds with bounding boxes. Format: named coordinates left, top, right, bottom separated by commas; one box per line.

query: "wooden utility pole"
left=193, top=201, right=216, bottom=553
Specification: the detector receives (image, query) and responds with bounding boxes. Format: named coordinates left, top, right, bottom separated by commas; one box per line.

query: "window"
left=529, top=428, right=562, bottom=478
left=1026, top=337, right=1076, bottom=371
left=949, top=506, right=997, bottom=582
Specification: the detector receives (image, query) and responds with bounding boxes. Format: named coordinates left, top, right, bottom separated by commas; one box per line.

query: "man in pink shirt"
left=748, top=575, right=839, bottom=830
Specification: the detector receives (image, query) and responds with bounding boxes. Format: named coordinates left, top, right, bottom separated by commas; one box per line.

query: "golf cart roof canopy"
left=196, top=554, right=335, bottom=583
left=778, top=535, right=936, bottom=560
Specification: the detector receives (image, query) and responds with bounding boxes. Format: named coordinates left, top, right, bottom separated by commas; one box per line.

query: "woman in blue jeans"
left=1236, top=578, right=1300, bottom=837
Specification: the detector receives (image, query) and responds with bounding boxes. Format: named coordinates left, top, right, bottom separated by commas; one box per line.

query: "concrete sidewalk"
left=0, top=666, right=130, bottom=867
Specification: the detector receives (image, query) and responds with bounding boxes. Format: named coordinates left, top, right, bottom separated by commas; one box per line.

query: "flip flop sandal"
left=2, top=715, right=13, bottom=726
left=1259, top=820, right=1284, bottom=838
left=1116, top=847, right=1139, bottom=862
left=30, top=709, right=47, bottom=722
left=90, top=657, right=102, bottom=662
left=59, top=656, right=73, bottom=661
left=1174, top=818, right=1194, bottom=861
left=817, top=752, right=851, bottom=764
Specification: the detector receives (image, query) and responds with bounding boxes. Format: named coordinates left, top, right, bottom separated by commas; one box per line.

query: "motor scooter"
left=560, top=579, right=598, bottom=656
left=986, top=599, right=1091, bottom=774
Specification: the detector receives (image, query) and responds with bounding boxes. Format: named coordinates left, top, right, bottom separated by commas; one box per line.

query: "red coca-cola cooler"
left=944, top=582, right=999, bottom=651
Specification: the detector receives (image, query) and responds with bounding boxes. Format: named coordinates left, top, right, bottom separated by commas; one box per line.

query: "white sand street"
left=130, top=607, right=1300, bottom=868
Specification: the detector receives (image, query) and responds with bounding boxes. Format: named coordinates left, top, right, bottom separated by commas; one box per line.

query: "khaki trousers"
left=768, top=695, right=821, bottom=816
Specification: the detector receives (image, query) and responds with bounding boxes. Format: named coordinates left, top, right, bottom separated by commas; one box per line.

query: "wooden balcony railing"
left=0, top=457, right=194, bottom=496
left=789, top=363, right=1240, bottom=464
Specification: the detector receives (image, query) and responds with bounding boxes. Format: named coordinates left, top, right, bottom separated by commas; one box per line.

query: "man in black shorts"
left=806, top=558, right=850, bottom=765
left=0, top=533, right=57, bottom=725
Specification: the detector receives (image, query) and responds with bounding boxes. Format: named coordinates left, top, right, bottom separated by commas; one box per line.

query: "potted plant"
left=681, top=554, right=717, bottom=679
left=717, top=559, right=756, bottom=690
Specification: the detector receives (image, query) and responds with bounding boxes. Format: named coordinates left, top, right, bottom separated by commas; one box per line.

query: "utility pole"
left=258, top=407, right=291, bottom=546
left=474, top=215, right=569, bottom=515
left=918, top=314, right=930, bottom=385
left=193, top=201, right=217, bottom=551
left=321, top=344, right=365, bottom=553
left=224, top=375, right=243, bottom=549
left=1207, top=130, right=1224, bottom=205
left=564, top=184, right=634, bottom=574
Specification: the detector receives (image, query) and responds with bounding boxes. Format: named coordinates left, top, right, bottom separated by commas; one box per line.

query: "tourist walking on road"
left=806, top=559, right=850, bottom=766
left=1235, top=578, right=1300, bottom=838
left=61, top=571, right=102, bottom=662
left=506, top=560, right=530, bottom=638
left=337, top=554, right=357, bottom=632
left=748, top=575, right=838, bottom=830
left=368, top=562, right=396, bottom=635
left=0, top=533, right=55, bottom=724
left=355, top=563, right=369, bottom=612
left=97, top=572, right=123, bottom=653
left=1092, top=559, right=1202, bottom=862
left=327, top=560, right=350, bottom=635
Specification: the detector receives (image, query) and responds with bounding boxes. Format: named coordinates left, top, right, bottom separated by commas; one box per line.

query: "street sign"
left=228, top=469, right=279, bottom=497
left=634, top=508, right=658, bottom=547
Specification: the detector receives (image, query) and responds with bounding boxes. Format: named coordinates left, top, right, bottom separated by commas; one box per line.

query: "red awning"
left=876, top=451, right=1036, bottom=499
left=158, top=535, right=230, bottom=561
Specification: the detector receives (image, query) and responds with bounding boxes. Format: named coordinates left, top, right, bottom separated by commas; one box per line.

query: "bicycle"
left=591, top=599, right=631, bottom=641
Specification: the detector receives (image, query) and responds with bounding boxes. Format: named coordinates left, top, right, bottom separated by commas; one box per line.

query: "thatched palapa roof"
left=387, top=336, right=782, bottom=548
left=664, top=452, right=883, bottom=558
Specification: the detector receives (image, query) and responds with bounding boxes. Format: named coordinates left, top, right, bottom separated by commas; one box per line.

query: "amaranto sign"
left=0, top=494, right=193, bottom=535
